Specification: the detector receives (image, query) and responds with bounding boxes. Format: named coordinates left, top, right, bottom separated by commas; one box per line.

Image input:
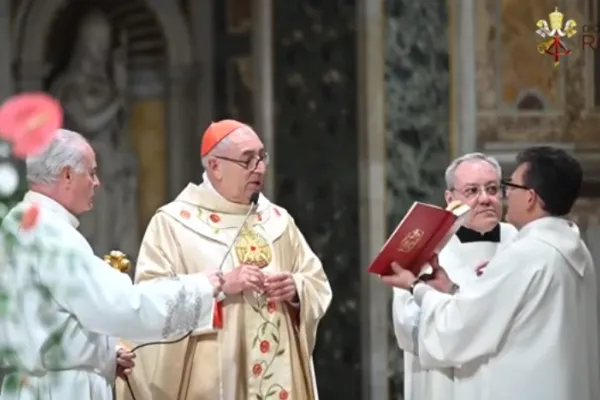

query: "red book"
left=368, top=201, right=471, bottom=276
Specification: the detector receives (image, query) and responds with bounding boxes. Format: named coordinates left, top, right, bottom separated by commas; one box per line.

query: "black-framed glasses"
left=214, top=152, right=270, bottom=171
left=501, top=179, right=529, bottom=191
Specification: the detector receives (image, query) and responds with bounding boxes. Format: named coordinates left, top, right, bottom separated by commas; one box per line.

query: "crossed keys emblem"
left=536, top=7, right=577, bottom=67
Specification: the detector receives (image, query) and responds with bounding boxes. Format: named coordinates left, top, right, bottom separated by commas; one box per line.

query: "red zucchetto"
left=200, top=119, right=247, bottom=156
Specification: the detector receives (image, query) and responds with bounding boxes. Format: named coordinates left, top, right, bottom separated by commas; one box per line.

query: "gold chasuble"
left=116, top=182, right=332, bottom=400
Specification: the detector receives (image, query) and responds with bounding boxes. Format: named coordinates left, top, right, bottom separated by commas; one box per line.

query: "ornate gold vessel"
left=103, top=250, right=131, bottom=273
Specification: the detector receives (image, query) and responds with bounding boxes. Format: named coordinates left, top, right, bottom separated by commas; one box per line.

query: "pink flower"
left=0, top=93, right=62, bottom=158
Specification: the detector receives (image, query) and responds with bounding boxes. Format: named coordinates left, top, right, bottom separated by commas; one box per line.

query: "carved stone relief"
left=49, top=10, right=140, bottom=259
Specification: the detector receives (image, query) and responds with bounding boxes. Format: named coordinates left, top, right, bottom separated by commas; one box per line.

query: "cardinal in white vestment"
left=392, top=153, right=517, bottom=400
left=116, top=119, right=332, bottom=400
left=384, top=146, right=600, bottom=400
left=0, top=129, right=222, bottom=400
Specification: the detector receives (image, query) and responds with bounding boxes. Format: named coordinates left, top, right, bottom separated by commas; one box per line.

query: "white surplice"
left=392, top=222, right=517, bottom=400
left=413, top=217, right=600, bottom=400
left=0, top=191, right=216, bottom=400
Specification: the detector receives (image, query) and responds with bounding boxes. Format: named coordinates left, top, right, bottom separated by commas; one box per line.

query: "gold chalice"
left=103, top=250, right=132, bottom=273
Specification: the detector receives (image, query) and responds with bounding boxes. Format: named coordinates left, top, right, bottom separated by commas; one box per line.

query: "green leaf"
left=35, top=284, right=52, bottom=302
left=0, top=291, right=10, bottom=316
left=270, top=333, right=279, bottom=344
left=276, top=349, right=285, bottom=357
left=252, top=336, right=259, bottom=347
left=0, top=347, right=18, bottom=365
left=266, top=390, right=277, bottom=397
left=264, top=373, right=273, bottom=380
left=260, top=324, right=267, bottom=334
left=3, top=373, right=20, bottom=393
left=256, top=395, right=263, bottom=400
left=276, top=318, right=281, bottom=328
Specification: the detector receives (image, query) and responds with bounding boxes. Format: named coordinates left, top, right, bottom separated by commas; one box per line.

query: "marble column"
left=166, top=66, right=195, bottom=199
left=357, top=0, right=388, bottom=399
left=385, top=0, right=451, bottom=397
left=252, top=0, right=275, bottom=199
left=450, top=0, right=477, bottom=157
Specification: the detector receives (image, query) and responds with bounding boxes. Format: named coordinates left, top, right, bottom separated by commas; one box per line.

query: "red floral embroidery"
left=250, top=245, right=257, bottom=252
left=279, top=389, right=289, bottom=399
left=260, top=340, right=270, bottom=353
left=179, top=210, right=190, bottom=219
left=209, top=213, right=220, bottom=223
left=251, top=304, right=287, bottom=398
left=21, top=203, right=40, bottom=230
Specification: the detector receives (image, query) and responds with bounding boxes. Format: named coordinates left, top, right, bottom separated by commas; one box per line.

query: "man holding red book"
left=384, top=147, right=599, bottom=400
left=389, top=153, right=516, bottom=400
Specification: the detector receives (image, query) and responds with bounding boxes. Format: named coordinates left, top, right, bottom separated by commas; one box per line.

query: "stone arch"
left=14, top=0, right=197, bottom=198
left=16, top=0, right=191, bottom=68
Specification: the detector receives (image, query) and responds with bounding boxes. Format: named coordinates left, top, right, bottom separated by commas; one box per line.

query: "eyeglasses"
left=501, top=180, right=530, bottom=191
left=451, top=184, right=501, bottom=200
left=214, top=152, right=270, bottom=171
left=500, top=179, right=532, bottom=198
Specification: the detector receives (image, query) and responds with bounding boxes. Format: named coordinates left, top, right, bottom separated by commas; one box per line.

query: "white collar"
left=23, top=190, right=80, bottom=229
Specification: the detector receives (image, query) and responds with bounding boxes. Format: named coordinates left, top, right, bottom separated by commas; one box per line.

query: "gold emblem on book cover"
left=398, top=229, right=424, bottom=252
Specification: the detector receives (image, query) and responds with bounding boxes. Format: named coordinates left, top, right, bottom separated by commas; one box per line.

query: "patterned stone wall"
left=272, top=1, right=361, bottom=399
left=385, top=0, right=451, bottom=397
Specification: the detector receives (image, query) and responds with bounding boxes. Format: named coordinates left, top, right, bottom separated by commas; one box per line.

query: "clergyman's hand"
left=116, top=347, right=136, bottom=380
left=380, top=262, right=416, bottom=290
left=264, top=272, right=297, bottom=303
left=204, top=269, right=224, bottom=296
left=475, top=261, right=488, bottom=276
left=223, top=265, right=264, bottom=295
left=423, top=256, right=456, bottom=293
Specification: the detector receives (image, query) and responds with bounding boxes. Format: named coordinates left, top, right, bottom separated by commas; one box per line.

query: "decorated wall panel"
left=476, top=0, right=600, bottom=149
left=273, top=1, right=361, bottom=398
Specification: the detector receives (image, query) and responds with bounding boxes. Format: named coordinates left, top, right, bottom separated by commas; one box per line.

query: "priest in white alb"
left=384, top=146, right=600, bottom=400
left=117, top=119, right=332, bottom=400
left=391, top=153, right=517, bottom=400
left=0, top=129, right=222, bottom=400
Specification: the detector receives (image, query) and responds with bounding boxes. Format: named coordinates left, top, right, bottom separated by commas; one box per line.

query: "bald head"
left=202, top=124, right=267, bottom=204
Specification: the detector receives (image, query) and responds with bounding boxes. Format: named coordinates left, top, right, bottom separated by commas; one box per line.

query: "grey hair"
left=444, top=152, right=502, bottom=189
left=200, top=135, right=234, bottom=169
left=26, top=129, right=89, bottom=185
